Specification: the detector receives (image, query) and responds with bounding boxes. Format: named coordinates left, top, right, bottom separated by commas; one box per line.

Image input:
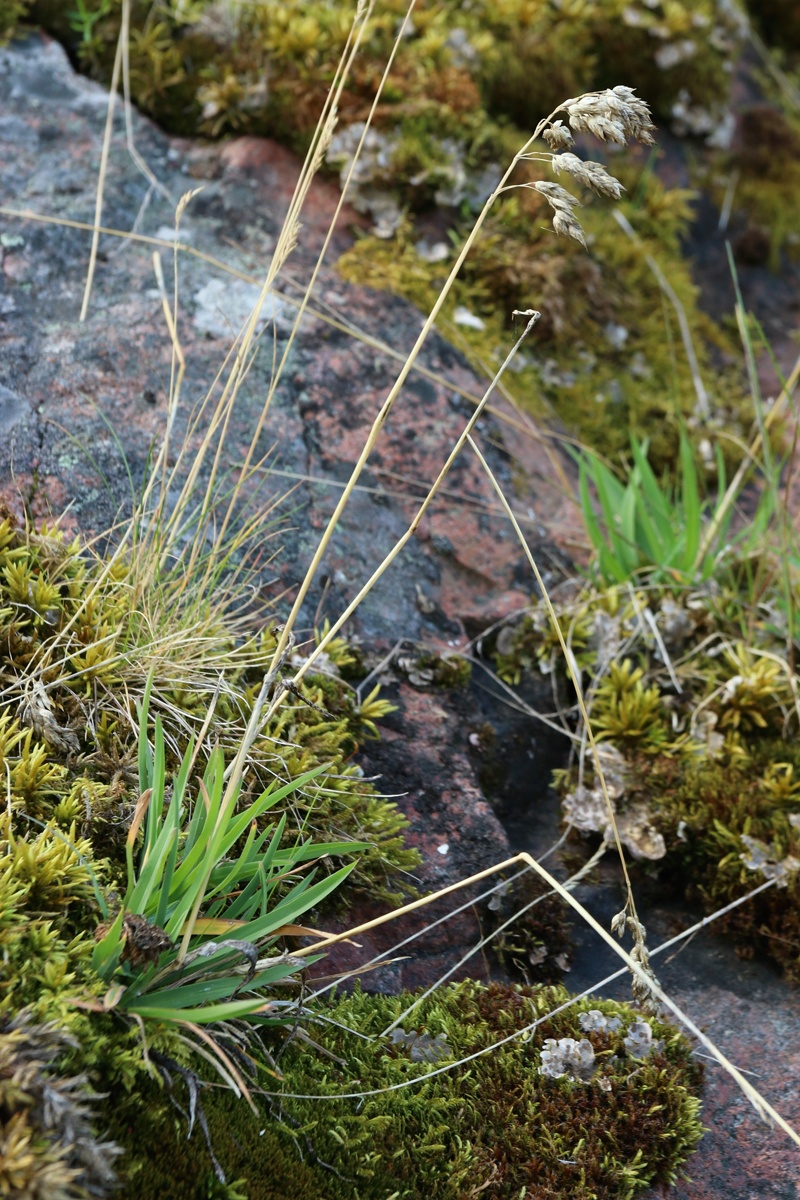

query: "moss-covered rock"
left=338, top=168, right=750, bottom=469
left=268, top=980, right=704, bottom=1200
left=494, top=575, right=800, bottom=974
left=102, top=981, right=702, bottom=1199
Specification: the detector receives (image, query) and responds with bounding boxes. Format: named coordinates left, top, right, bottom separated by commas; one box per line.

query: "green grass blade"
left=126, top=996, right=279, bottom=1023
left=145, top=716, right=167, bottom=858
left=679, top=430, right=701, bottom=574
left=578, top=460, right=627, bottom=583
left=236, top=863, right=355, bottom=943
left=223, top=817, right=287, bottom=922
left=128, top=819, right=179, bottom=915
left=578, top=461, right=607, bottom=555
left=592, top=459, right=638, bottom=577
left=271, top=840, right=371, bottom=865
left=154, top=784, right=186, bottom=929
left=137, top=673, right=154, bottom=794
left=630, top=438, right=673, bottom=542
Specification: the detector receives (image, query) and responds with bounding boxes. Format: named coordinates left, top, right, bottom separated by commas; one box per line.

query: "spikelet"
left=533, top=181, right=586, bottom=247
left=551, top=152, right=626, bottom=200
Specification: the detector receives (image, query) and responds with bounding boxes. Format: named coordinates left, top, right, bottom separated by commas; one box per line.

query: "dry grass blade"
left=80, top=2, right=125, bottom=321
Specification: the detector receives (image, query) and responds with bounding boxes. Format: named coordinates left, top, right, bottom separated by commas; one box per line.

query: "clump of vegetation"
left=0, top=508, right=419, bottom=901
left=264, top=980, right=704, bottom=1200
left=634, top=745, right=800, bottom=978
left=95, top=980, right=703, bottom=1199
left=494, top=408, right=800, bottom=970
left=0, top=504, right=416, bottom=1193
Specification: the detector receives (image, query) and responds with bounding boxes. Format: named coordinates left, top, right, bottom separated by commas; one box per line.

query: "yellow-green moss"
left=495, top=575, right=800, bottom=975
left=27, top=0, right=745, bottom=141
left=637, top=744, right=800, bottom=980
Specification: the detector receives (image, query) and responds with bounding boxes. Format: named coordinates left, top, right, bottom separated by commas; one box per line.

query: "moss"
left=103, top=1080, right=330, bottom=1200
left=639, top=745, right=800, bottom=980
left=398, top=647, right=472, bottom=689
left=269, top=980, right=703, bottom=1200
left=591, top=660, right=670, bottom=751
left=0, top=1014, right=122, bottom=1200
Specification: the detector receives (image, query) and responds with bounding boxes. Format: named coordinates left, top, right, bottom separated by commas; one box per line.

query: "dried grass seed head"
left=552, top=152, right=626, bottom=200
left=542, top=119, right=574, bottom=151
left=533, top=180, right=581, bottom=211
left=561, top=86, right=656, bottom=146
left=552, top=208, right=587, bottom=248
left=532, top=180, right=586, bottom=248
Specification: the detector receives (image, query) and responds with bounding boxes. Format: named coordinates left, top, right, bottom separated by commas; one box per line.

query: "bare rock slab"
left=0, top=32, right=575, bottom=651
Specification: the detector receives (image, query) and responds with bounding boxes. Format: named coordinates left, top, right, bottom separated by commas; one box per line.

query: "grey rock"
left=0, top=384, right=30, bottom=433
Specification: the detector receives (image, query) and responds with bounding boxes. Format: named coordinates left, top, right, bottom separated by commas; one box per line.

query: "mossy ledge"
left=107, top=981, right=704, bottom=1200
left=0, top=500, right=708, bottom=1197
